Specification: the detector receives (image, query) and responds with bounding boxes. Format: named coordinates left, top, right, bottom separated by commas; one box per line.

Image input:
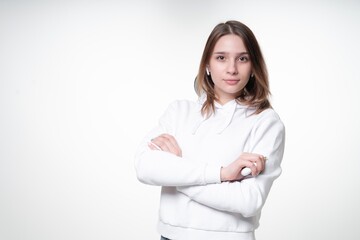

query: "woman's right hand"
left=148, top=134, right=182, bottom=157
left=220, top=153, right=266, bottom=182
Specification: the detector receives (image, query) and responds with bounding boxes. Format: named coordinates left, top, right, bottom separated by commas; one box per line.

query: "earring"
left=241, top=88, right=248, bottom=96
left=251, top=73, right=254, bottom=78
left=206, top=67, right=210, bottom=76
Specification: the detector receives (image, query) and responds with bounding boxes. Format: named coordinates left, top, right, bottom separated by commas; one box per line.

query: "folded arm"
left=177, top=113, right=285, bottom=217
left=134, top=102, right=222, bottom=187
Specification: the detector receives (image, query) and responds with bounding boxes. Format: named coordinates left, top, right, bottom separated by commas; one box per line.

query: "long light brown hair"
left=195, top=20, right=271, bottom=116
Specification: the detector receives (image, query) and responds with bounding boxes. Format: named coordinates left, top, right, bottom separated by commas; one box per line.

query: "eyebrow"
left=213, top=51, right=249, bottom=55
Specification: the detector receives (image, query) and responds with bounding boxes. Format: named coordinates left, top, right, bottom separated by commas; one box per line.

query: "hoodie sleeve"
left=134, top=101, right=222, bottom=186
left=176, top=111, right=285, bottom=217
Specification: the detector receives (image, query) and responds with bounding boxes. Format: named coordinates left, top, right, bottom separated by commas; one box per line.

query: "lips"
left=224, top=79, right=240, bottom=85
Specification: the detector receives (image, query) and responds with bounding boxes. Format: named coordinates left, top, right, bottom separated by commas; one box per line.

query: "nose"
left=226, top=60, right=238, bottom=75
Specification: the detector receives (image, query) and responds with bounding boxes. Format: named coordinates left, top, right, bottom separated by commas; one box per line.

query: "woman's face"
left=208, top=34, right=252, bottom=104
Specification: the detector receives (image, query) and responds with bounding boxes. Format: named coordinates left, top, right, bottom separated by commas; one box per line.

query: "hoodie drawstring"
left=192, top=96, right=246, bottom=134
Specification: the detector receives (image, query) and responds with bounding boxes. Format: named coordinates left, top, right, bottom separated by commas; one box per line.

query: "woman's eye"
left=238, top=56, right=248, bottom=62
left=216, top=56, right=225, bottom=61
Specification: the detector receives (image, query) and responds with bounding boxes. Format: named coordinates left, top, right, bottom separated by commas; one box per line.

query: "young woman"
left=135, top=20, right=285, bottom=240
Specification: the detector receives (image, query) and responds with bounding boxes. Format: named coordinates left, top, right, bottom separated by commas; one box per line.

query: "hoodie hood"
left=192, top=94, right=255, bottom=134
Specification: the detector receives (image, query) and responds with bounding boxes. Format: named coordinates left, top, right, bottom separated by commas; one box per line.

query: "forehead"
left=213, top=34, right=247, bottom=53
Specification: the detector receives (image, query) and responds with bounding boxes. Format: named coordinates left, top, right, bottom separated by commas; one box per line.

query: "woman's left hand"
left=148, top=134, right=182, bottom=157
left=220, top=153, right=266, bottom=181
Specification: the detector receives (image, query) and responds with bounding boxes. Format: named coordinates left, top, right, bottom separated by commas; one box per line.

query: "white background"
left=1, top=0, right=360, bottom=239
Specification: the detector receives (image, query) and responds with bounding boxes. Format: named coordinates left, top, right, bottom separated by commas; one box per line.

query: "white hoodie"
left=135, top=96, right=285, bottom=240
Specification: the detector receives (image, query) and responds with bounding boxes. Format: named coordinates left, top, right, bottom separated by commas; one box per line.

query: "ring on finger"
left=149, top=141, right=162, bottom=151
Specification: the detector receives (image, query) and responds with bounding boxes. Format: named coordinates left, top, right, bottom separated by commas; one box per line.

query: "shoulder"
left=159, top=99, right=201, bottom=130
left=253, top=108, right=285, bottom=132
left=159, top=98, right=200, bottom=121
left=257, top=108, right=282, bottom=121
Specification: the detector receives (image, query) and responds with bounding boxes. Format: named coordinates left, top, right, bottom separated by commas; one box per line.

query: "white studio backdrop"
left=0, top=0, right=359, bottom=239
